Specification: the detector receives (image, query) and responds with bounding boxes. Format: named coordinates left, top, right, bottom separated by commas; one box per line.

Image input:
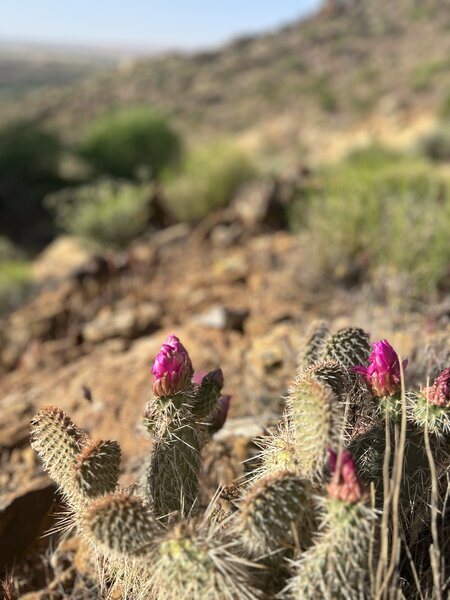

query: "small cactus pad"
left=239, top=471, right=314, bottom=555
left=192, top=368, right=224, bottom=417
left=154, top=520, right=260, bottom=600
left=308, top=360, right=353, bottom=399
left=30, top=405, right=88, bottom=488
left=322, top=327, right=371, bottom=369
left=288, top=376, right=341, bottom=478
left=74, top=440, right=121, bottom=499
left=84, top=492, right=161, bottom=557
left=253, top=420, right=298, bottom=482
left=301, top=321, right=330, bottom=368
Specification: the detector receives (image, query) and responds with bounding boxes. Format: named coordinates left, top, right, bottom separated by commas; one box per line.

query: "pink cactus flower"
left=327, top=449, right=367, bottom=503
left=421, top=367, right=450, bottom=407
left=353, top=339, right=407, bottom=397
left=152, top=334, right=193, bottom=397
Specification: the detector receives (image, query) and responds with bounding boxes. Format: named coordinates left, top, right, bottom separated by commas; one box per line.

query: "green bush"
left=78, top=108, right=182, bottom=179
left=441, top=91, right=450, bottom=119
left=0, top=236, right=19, bottom=261
left=0, top=240, right=32, bottom=312
left=0, top=120, right=62, bottom=180
left=163, top=141, right=256, bottom=221
left=418, top=124, right=450, bottom=162
left=46, top=178, right=153, bottom=248
left=292, top=149, right=450, bottom=294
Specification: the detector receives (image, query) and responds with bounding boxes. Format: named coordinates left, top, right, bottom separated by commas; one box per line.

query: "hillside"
left=1, top=0, right=450, bottom=160
left=0, top=41, right=121, bottom=102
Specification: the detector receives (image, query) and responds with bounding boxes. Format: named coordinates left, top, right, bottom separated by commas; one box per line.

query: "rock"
left=0, top=394, right=36, bottom=449
left=211, top=254, right=249, bottom=283
left=192, top=305, right=249, bottom=331
left=0, top=475, right=56, bottom=568
left=200, top=414, right=277, bottom=503
left=82, top=302, right=162, bottom=343
left=231, top=179, right=290, bottom=230
left=150, top=223, right=191, bottom=248
left=243, top=322, right=301, bottom=411
left=213, top=413, right=278, bottom=441
left=32, top=236, right=93, bottom=284
left=210, top=223, right=243, bottom=247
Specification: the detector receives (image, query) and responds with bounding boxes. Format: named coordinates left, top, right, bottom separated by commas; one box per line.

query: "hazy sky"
left=0, top=1, right=321, bottom=51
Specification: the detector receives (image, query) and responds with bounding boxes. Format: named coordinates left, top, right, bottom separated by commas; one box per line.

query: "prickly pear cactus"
left=29, top=326, right=450, bottom=599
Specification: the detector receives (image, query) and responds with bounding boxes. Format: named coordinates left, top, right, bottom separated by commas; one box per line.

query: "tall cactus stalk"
left=284, top=450, right=375, bottom=600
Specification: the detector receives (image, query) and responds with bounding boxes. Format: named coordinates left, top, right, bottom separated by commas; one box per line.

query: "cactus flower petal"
left=327, top=449, right=367, bottom=503
left=421, top=367, right=450, bottom=407
left=353, top=339, right=407, bottom=397
left=152, top=334, right=193, bottom=397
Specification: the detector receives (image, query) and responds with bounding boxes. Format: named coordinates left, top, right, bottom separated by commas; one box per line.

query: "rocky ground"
left=1, top=185, right=450, bottom=597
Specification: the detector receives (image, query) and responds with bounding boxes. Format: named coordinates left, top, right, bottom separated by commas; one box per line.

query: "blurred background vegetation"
left=2, top=0, right=450, bottom=312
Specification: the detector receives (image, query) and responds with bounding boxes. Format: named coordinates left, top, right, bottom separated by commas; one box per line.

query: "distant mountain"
left=0, top=40, right=129, bottom=102
left=1, top=0, right=449, bottom=158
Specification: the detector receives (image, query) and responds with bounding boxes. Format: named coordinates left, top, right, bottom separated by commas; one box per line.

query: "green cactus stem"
left=239, top=471, right=314, bottom=556
left=287, top=375, right=342, bottom=478
left=322, top=327, right=371, bottom=370
left=30, top=405, right=88, bottom=497
left=153, top=518, right=262, bottom=600
left=74, top=440, right=121, bottom=500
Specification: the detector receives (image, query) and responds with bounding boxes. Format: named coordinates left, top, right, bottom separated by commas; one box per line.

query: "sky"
left=0, top=1, right=322, bottom=51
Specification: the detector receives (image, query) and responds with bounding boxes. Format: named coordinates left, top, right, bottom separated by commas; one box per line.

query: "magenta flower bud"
left=352, top=339, right=407, bottom=397
left=327, top=449, right=367, bottom=503
left=210, top=394, right=231, bottom=434
left=151, top=334, right=193, bottom=397
left=202, top=368, right=225, bottom=390
left=421, top=367, right=450, bottom=407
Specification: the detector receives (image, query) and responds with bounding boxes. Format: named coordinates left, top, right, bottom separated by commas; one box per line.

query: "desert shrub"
left=344, top=144, right=404, bottom=169
left=78, top=108, right=182, bottom=179
left=0, top=236, right=19, bottom=261
left=419, top=124, right=450, bottom=162
left=411, top=59, right=450, bottom=92
left=441, top=90, right=450, bottom=119
left=46, top=178, right=152, bottom=248
left=0, top=120, right=62, bottom=180
left=293, top=149, right=450, bottom=293
left=163, top=141, right=256, bottom=221
left=0, top=237, right=32, bottom=311
left=303, top=75, right=339, bottom=113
